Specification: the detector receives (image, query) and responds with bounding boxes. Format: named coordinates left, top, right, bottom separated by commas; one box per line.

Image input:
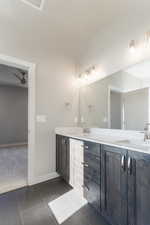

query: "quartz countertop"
left=55, top=127, right=150, bottom=154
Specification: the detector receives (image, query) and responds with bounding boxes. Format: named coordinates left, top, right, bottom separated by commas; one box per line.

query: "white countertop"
left=55, top=127, right=150, bottom=154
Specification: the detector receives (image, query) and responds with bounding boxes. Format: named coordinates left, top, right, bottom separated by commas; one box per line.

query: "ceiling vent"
left=21, top=0, right=45, bottom=10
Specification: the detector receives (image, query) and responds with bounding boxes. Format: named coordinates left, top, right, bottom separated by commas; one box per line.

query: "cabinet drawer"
left=84, top=141, right=100, bottom=157
left=84, top=166, right=100, bottom=185
left=84, top=147, right=100, bottom=185
left=84, top=150, right=100, bottom=167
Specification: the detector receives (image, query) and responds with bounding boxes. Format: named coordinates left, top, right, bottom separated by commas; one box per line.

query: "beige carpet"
left=0, top=146, right=27, bottom=194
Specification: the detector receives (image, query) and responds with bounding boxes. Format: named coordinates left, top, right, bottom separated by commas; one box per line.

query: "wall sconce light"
left=65, top=102, right=72, bottom=110
left=129, top=40, right=136, bottom=53
left=88, top=104, right=94, bottom=112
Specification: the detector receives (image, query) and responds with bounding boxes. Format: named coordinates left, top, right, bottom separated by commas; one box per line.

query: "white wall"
left=0, top=43, right=78, bottom=182
left=35, top=57, right=78, bottom=178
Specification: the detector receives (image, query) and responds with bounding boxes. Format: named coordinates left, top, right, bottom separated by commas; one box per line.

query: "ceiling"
left=0, top=0, right=117, bottom=58
left=125, top=60, right=150, bottom=81
left=0, top=0, right=143, bottom=59
left=0, top=0, right=150, bottom=62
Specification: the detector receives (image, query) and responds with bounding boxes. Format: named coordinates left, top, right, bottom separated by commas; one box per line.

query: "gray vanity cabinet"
left=56, top=135, right=69, bottom=182
left=56, top=135, right=150, bottom=225
left=83, top=141, right=101, bottom=213
left=101, top=145, right=128, bottom=225
left=127, top=151, right=150, bottom=225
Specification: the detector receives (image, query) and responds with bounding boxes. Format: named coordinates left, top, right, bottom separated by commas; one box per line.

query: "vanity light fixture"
left=75, top=75, right=85, bottom=88
left=77, top=66, right=100, bottom=87
left=145, top=31, right=150, bottom=48
left=91, top=66, right=99, bottom=77
left=129, top=40, right=136, bottom=53
left=83, top=66, right=96, bottom=79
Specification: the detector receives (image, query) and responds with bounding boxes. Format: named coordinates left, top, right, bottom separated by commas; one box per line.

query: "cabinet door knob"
left=85, top=145, right=89, bottom=149
left=82, top=185, right=89, bottom=191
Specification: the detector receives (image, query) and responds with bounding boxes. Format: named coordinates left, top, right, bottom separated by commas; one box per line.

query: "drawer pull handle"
left=128, top=157, right=132, bottom=175
left=82, top=185, right=89, bottom=191
left=121, top=155, right=126, bottom=171
left=62, top=139, right=67, bottom=145
left=81, top=162, right=89, bottom=167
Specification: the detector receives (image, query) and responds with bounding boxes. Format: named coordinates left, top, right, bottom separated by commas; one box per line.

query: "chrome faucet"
left=144, top=123, right=150, bottom=142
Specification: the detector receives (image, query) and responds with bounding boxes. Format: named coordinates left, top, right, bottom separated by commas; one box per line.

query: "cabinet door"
left=83, top=141, right=101, bottom=212
left=56, top=135, right=69, bottom=182
left=61, top=136, right=69, bottom=182
left=128, top=151, right=150, bottom=225
left=56, top=135, right=62, bottom=175
left=101, top=145, right=127, bottom=225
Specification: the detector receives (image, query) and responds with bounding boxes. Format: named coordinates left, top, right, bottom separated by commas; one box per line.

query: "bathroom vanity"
left=55, top=50, right=150, bottom=225
left=56, top=128, right=150, bottom=225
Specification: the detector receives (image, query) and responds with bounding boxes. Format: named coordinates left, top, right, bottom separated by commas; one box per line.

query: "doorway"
left=0, top=54, right=35, bottom=194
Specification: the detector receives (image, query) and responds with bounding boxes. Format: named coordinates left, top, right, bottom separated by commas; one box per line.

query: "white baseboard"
left=0, top=180, right=27, bottom=195
left=0, top=142, right=27, bottom=148
left=28, top=172, right=60, bottom=186
left=0, top=173, right=60, bottom=195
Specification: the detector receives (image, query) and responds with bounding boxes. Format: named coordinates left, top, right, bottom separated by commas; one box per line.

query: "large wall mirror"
left=80, top=59, right=150, bottom=131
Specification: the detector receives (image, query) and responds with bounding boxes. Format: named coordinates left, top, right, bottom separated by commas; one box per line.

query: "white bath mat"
left=48, top=189, right=87, bottom=224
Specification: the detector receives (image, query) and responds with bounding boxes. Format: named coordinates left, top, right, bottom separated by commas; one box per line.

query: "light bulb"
left=84, top=72, right=89, bottom=80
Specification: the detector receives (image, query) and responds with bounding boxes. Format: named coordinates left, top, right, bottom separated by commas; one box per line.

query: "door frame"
left=108, top=86, right=124, bottom=129
left=0, top=53, right=36, bottom=186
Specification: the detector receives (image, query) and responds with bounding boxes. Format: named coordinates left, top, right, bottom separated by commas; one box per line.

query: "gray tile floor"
left=0, top=178, right=109, bottom=225
left=0, top=146, right=27, bottom=194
